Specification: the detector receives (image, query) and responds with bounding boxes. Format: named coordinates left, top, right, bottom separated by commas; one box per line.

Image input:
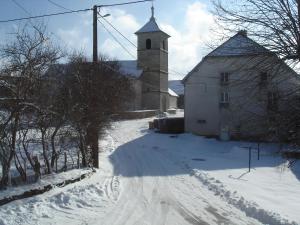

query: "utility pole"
left=93, top=5, right=98, bottom=63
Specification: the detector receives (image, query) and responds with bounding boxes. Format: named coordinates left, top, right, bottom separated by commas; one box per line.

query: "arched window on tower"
left=146, top=39, right=151, bottom=49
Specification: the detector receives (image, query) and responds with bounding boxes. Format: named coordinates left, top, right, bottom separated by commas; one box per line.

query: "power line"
left=45, top=0, right=138, bottom=51
left=11, top=0, right=32, bottom=15
left=169, top=68, right=187, bottom=76
left=98, top=12, right=137, bottom=48
left=99, top=10, right=188, bottom=76
left=99, top=19, right=188, bottom=76
left=0, top=0, right=153, bottom=23
left=98, top=18, right=188, bottom=76
left=45, top=0, right=141, bottom=50
left=97, top=18, right=136, bottom=59
left=42, top=0, right=139, bottom=59
left=0, top=8, right=92, bottom=23
left=96, top=13, right=187, bottom=76
left=9, top=0, right=70, bottom=50
left=7, top=0, right=185, bottom=76
left=96, top=0, right=153, bottom=8
left=46, top=0, right=69, bottom=11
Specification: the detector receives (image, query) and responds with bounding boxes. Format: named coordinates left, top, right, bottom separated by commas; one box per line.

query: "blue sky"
left=0, top=0, right=218, bottom=79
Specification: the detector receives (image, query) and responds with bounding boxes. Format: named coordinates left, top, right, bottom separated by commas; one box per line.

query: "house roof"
left=45, top=61, right=143, bottom=79
left=183, top=31, right=274, bottom=83
left=207, top=32, right=270, bottom=57
left=168, top=88, right=178, bottom=97
left=168, top=80, right=184, bottom=95
left=136, top=17, right=162, bottom=34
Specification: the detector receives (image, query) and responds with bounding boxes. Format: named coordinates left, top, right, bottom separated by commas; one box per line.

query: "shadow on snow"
left=109, top=130, right=300, bottom=181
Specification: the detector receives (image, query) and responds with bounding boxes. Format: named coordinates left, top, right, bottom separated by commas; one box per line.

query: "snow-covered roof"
left=207, top=32, right=270, bottom=57
left=135, top=7, right=169, bottom=37
left=136, top=17, right=162, bottom=34
left=183, top=32, right=274, bottom=83
left=117, top=60, right=143, bottom=78
left=169, top=80, right=184, bottom=95
left=168, top=88, right=179, bottom=97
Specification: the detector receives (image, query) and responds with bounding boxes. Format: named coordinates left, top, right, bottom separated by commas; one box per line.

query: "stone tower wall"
left=137, top=32, right=169, bottom=111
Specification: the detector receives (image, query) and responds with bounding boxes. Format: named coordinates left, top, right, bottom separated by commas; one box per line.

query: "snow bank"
left=192, top=170, right=298, bottom=225
left=0, top=117, right=299, bottom=225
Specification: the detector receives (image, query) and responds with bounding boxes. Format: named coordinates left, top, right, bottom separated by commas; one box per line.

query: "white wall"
left=184, top=55, right=299, bottom=138
left=169, top=95, right=178, bottom=109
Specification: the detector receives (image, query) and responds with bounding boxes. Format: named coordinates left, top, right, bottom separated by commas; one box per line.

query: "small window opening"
left=221, top=92, right=229, bottom=103
left=260, top=72, right=269, bottom=86
left=197, top=119, right=206, bottom=124
left=220, top=72, right=229, bottom=84
left=146, top=39, right=152, bottom=49
left=162, top=40, right=166, bottom=50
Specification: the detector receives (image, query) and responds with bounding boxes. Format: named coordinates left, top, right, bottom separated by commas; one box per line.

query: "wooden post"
left=77, top=151, right=80, bottom=169
left=93, top=5, right=98, bottom=63
left=55, top=157, right=58, bottom=173
left=64, top=152, right=67, bottom=172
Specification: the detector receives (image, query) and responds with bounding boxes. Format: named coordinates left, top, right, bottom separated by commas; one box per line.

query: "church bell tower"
left=135, top=6, right=170, bottom=111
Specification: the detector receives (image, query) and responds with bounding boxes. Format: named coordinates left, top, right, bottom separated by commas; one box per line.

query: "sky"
left=0, top=0, right=221, bottom=80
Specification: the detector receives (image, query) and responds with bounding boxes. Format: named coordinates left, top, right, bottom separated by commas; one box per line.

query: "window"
left=146, top=39, right=152, bottom=49
left=220, top=72, right=229, bottom=84
left=267, top=91, right=278, bottom=111
left=197, top=119, right=206, bottom=124
left=259, top=72, right=269, bottom=86
left=162, top=40, right=166, bottom=50
left=221, top=92, right=229, bottom=103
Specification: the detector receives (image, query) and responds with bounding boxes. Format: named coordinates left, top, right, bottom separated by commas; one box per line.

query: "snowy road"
left=0, top=119, right=265, bottom=225
left=97, top=119, right=261, bottom=225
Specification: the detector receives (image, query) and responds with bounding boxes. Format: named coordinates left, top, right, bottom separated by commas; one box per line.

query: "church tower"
left=135, top=6, right=170, bottom=111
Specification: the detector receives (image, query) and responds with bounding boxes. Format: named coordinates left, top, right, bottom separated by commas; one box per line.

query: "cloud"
left=161, top=2, right=217, bottom=79
left=56, top=8, right=139, bottom=60
left=99, top=8, right=140, bottom=60
left=101, top=2, right=218, bottom=79
left=57, top=26, right=91, bottom=56
left=55, top=2, right=218, bottom=80
left=56, top=11, right=92, bottom=55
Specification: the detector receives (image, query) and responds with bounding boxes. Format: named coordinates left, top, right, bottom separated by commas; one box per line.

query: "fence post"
left=64, top=152, right=67, bottom=172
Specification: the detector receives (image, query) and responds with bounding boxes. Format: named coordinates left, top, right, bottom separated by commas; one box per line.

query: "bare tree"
left=64, top=54, right=134, bottom=168
left=0, top=25, right=62, bottom=188
left=213, top=0, right=300, bottom=61
left=208, top=1, right=300, bottom=146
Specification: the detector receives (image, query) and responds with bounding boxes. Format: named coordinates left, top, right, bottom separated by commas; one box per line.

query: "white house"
left=183, top=31, right=299, bottom=140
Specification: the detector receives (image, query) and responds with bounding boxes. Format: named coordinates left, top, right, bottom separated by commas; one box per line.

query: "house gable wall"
left=184, top=55, right=299, bottom=139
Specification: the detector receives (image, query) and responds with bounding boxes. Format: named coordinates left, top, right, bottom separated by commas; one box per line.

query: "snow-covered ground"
left=0, top=118, right=299, bottom=225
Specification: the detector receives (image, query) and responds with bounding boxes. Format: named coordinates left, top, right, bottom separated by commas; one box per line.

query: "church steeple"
left=135, top=5, right=169, bottom=35
left=151, top=5, right=155, bottom=20
left=135, top=5, right=171, bottom=111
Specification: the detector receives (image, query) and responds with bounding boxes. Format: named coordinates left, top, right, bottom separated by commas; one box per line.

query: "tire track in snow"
left=100, top=119, right=263, bottom=225
left=106, top=138, right=214, bottom=225
left=152, top=146, right=260, bottom=225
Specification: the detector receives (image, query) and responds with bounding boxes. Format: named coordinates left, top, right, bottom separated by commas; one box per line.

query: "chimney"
left=238, top=30, right=247, bottom=37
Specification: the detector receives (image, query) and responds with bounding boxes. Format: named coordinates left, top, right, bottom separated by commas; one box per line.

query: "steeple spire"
left=151, top=2, right=155, bottom=20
